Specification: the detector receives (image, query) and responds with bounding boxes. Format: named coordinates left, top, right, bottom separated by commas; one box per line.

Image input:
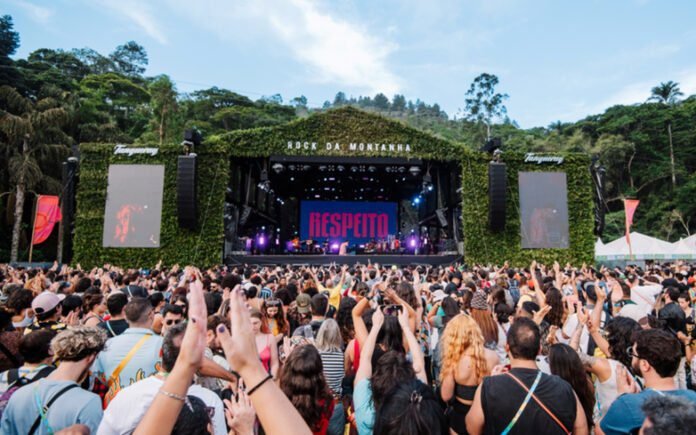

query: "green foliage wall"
left=211, top=107, right=464, bottom=160
left=461, top=153, right=595, bottom=266
left=72, top=142, right=228, bottom=268
left=73, top=107, right=594, bottom=267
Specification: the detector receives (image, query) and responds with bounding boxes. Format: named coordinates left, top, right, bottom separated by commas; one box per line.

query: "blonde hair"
left=315, top=319, right=342, bottom=353
left=52, top=326, right=107, bottom=362
left=439, top=314, right=489, bottom=385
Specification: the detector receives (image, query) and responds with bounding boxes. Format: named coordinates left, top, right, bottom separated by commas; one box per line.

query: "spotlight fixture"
left=337, top=165, right=345, bottom=172
left=368, top=166, right=377, bottom=173
left=319, top=165, right=327, bottom=171
left=409, top=166, right=421, bottom=176
left=272, top=163, right=284, bottom=174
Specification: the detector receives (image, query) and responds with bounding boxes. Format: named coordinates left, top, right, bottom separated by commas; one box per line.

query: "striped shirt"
left=319, top=350, right=344, bottom=397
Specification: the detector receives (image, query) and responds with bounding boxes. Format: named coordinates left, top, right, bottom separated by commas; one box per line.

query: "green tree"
left=391, top=94, right=406, bottom=112
left=0, top=86, right=71, bottom=262
left=0, top=15, right=21, bottom=89
left=463, top=73, right=509, bottom=140
left=373, top=93, right=390, bottom=110
left=648, top=81, right=683, bottom=188
left=148, top=75, right=178, bottom=145
left=110, top=41, right=148, bottom=77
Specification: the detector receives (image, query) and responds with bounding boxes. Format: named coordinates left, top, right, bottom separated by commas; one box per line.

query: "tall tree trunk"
left=159, top=107, right=166, bottom=146
left=668, top=121, right=676, bottom=188
left=10, top=138, right=29, bottom=263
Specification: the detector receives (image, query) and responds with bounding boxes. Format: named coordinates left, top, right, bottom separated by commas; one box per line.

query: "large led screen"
left=300, top=201, right=398, bottom=245
left=518, top=172, right=570, bottom=249
left=102, top=164, right=165, bottom=248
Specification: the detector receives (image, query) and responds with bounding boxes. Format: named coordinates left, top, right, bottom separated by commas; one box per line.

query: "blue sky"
left=6, top=0, right=696, bottom=127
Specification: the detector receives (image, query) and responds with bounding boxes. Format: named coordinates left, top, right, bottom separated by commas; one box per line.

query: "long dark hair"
left=548, top=344, right=595, bottom=429
left=371, top=351, right=415, bottom=411
left=377, top=316, right=405, bottom=354
left=373, top=379, right=448, bottom=435
left=606, top=316, right=641, bottom=371
left=336, top=297, right=357, bottom=342
left=279, top=345, right=333, bottom=432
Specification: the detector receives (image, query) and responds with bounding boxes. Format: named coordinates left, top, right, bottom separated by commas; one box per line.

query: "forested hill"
left=0, top=15, right=694, bottom=261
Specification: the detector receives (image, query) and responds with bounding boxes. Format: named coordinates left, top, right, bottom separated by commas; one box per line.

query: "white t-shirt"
left=631, top=284, right=662, bottom=313
left=97, top=376, right=226, bottom=435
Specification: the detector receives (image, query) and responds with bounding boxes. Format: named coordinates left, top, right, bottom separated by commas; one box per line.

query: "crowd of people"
left=0, top=259, right=696, bottom=434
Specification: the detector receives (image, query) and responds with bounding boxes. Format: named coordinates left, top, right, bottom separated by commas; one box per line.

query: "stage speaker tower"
left=488, top=162, right=506, bottom=232
left=177, top=155, right=198, bottom=229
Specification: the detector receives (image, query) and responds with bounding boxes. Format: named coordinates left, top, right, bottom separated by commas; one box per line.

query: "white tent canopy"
left=595, top=232, right=693, bottom=260
left=672, top=237, right=696, bottom=260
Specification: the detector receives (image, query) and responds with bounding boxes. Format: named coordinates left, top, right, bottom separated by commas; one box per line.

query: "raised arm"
left=352, top=297, right=371, bottom=347
left=355, top=308, right=384, bottom=385
left=398, top=306, right=427, bottom=384
left=218, top=289, right=311, bottom=435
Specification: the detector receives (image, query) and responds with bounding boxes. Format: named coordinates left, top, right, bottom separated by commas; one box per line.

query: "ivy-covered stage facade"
left=73, top=107, right=595, bottom=267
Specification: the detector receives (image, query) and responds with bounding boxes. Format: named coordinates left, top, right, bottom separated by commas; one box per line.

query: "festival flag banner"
left=32, top=195, right=62, bottom=245
left=624, top=199, right=640, bottom=257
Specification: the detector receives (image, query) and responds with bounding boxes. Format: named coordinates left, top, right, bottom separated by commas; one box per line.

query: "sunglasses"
left=165, top=318, right=182, bottom=326
left=627, top=346, right=642, bottom=359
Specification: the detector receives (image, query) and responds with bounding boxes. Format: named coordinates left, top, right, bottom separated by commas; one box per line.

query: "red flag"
left=624, top=199, right=640, bottom=249
left=32, top=195, right=62, bottom=245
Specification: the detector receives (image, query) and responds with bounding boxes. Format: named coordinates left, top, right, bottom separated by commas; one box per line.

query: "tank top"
left=594, top=359, right=621, bottom=421
left=259, top=335, right=272, bottom=373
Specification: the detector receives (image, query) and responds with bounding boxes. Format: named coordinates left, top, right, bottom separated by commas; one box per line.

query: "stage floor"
left=226, top=254, right=462, bottom=266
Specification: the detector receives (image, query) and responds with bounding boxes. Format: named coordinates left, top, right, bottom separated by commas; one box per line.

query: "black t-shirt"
left=481, top=367, right=576, bottom=435
left=98, top=318, right=129, bottom=338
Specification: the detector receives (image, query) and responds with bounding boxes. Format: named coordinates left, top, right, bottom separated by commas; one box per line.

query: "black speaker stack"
left=177, top=155, right=198, bottom=229
left=488, top=162, right=506, bottom=232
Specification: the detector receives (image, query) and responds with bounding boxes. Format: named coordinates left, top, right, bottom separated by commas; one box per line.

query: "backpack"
left=0, top=366, right=55, bottom=421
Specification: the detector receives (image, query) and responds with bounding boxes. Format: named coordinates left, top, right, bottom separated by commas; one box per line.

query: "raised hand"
left=532, top=305, right=551, bottom=325
left=224, top=389, right=256, bottom=435
left=180, top=275, right=207, bottom=369
left=217, top=289, right=261, bottom=375
left=616, top=365, right=639, bottom=395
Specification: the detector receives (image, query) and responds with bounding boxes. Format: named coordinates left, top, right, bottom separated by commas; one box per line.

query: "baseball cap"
left=296, top=293, right=311, bottom=314
left=432, top=290, right=446, bottom=303
left=32, top=291, right=65, bottom=315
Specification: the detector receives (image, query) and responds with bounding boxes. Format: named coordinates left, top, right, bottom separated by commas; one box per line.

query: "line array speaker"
left=177, top=155, right=198, bottom=229
left=488, top=162, right=506, bottom=232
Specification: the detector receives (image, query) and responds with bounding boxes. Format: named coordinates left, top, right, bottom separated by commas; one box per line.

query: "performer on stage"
left=338, top=241, right=349, bottom=256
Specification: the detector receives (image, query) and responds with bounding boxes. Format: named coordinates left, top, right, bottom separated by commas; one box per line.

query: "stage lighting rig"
left=257, top=169, right=271, bottom=192
left=181, top=129, right=202, bottom=155
left=272, top=163, right=285, bottom=174
left=409, top=166, right=421, bottom=176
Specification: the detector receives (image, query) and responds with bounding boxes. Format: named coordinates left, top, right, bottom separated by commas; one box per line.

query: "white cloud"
left=10, top=0, right=53, bottom=24
left=95, top=0, right=168, bottom=44
left=165, top=0, right=402, bottom=95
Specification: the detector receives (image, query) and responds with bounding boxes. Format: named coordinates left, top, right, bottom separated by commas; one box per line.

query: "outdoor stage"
left=226, top=254, right=462, bottom=266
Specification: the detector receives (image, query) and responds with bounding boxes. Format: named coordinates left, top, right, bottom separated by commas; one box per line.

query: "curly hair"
left=279, top=345, right=333, bottom=432
left=439, top=314, right=489, bottom=385
left=51, top=326, right=107, bottom=362
left=606, top=316, right=641, bottom=371
left=544, top=287, right=565, bottom=327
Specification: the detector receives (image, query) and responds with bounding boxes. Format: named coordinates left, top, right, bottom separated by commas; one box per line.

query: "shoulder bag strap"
left=8, top=368, right=20, bottom=385
left=501, top=371, right=542, bottom=435
left=505, top=372, right=571, bottom=435
left=107, top=334, right=152, bottom=390
left=28, top=384, right=78, bottom=435
left=105, top=321, right=117, bottom=337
